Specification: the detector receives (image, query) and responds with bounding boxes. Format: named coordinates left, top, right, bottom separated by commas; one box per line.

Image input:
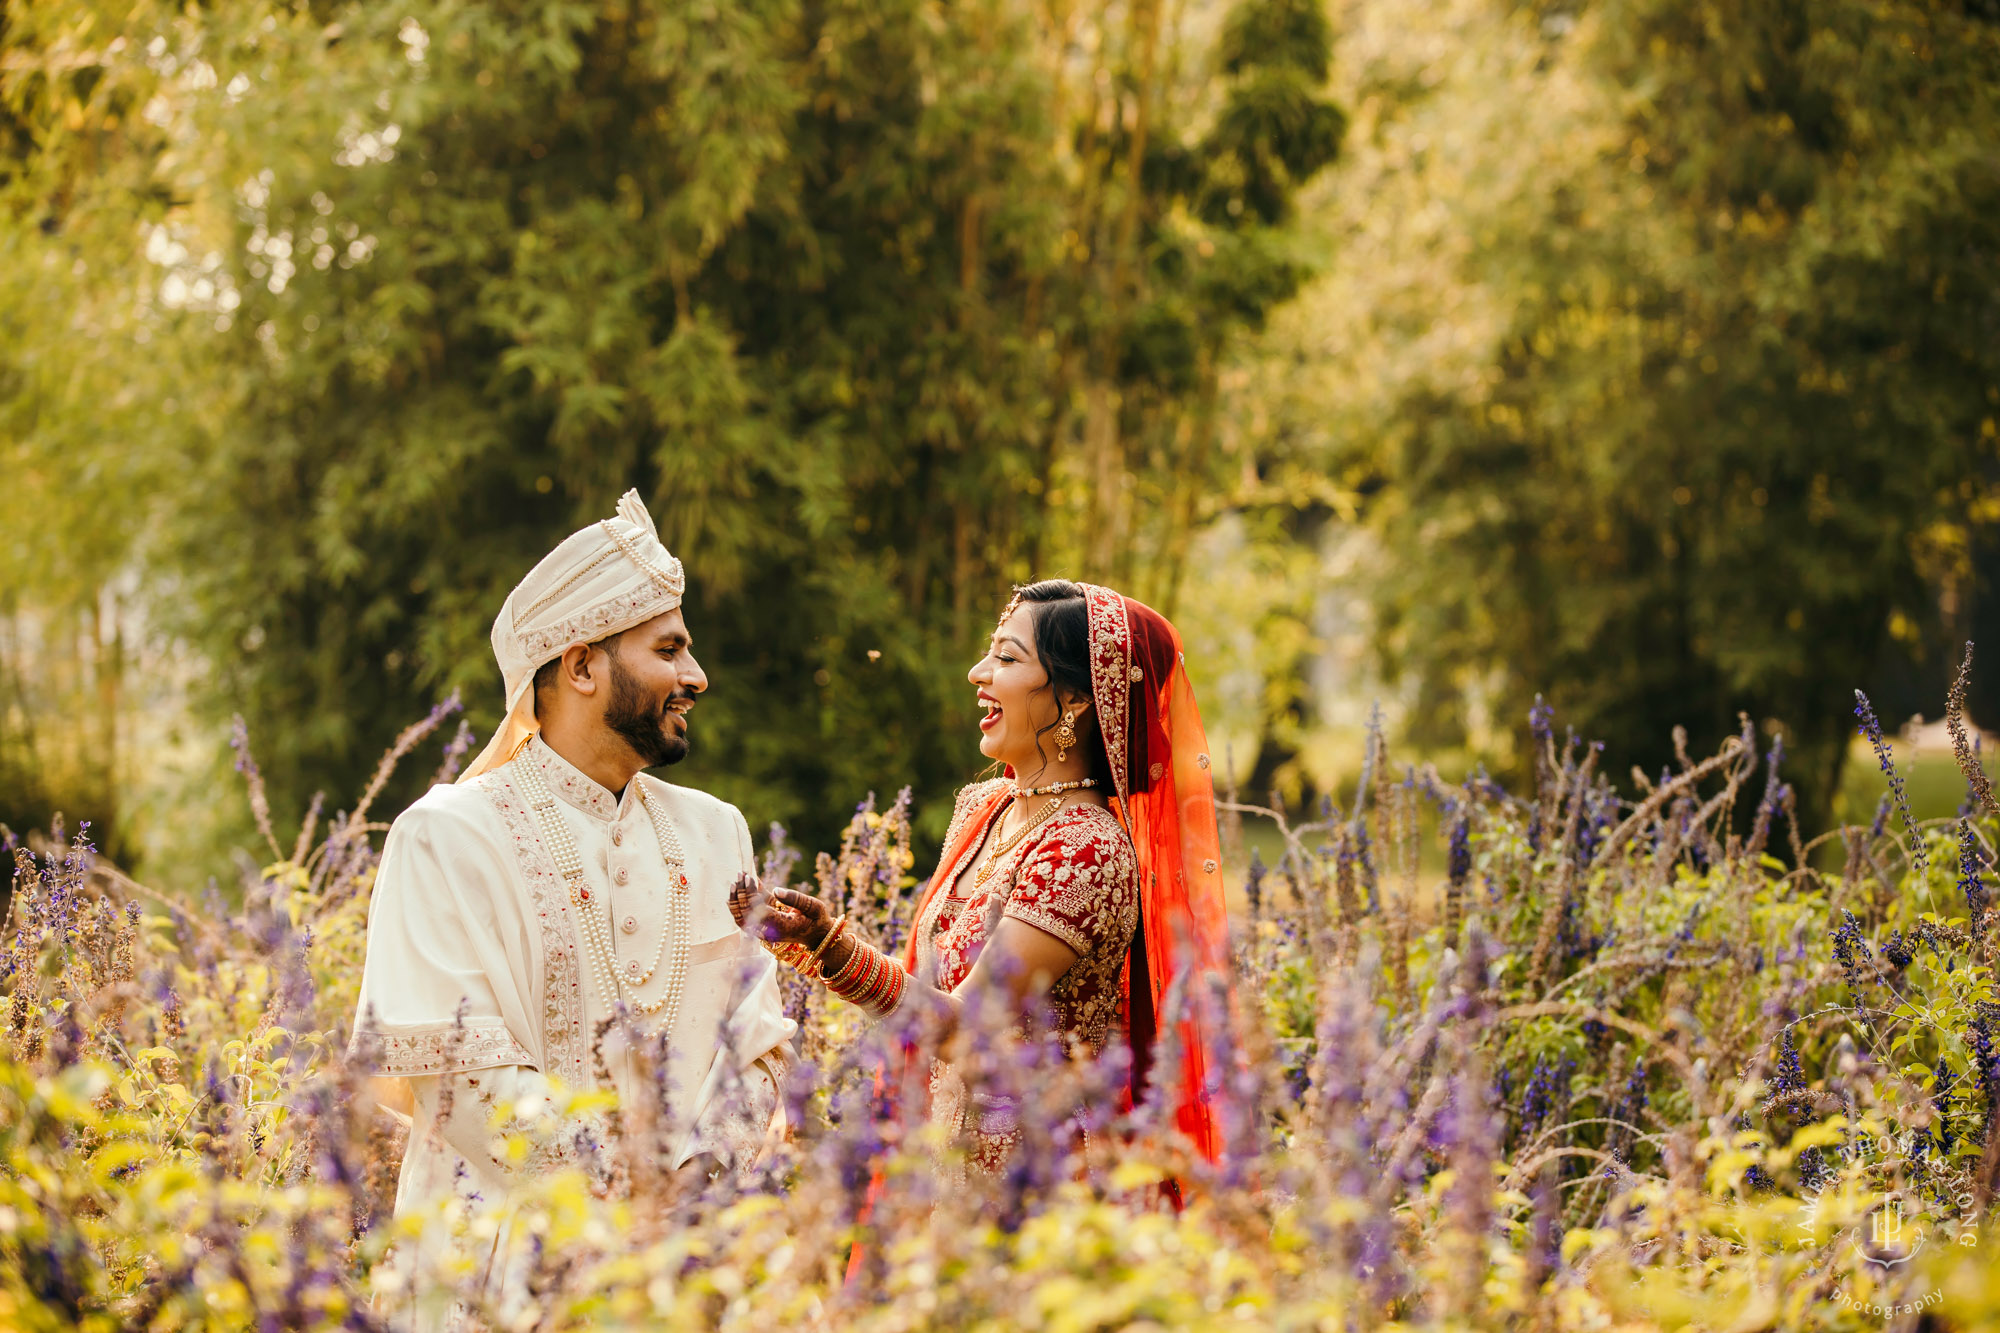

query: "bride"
left=730, top=579, right=1233, bottom=1177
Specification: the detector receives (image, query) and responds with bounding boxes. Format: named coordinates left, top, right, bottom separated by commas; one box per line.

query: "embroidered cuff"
left=1000, top=902, right=1095, bottom=957
left=351, top=1017, right=536, bottom=1077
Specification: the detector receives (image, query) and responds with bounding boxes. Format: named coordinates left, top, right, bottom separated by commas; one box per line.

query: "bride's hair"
left=1013, top=579, right=1114, bottom=788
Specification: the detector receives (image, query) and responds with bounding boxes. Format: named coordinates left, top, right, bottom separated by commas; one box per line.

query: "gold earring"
left=1054, top=710, right=1079, bottom=765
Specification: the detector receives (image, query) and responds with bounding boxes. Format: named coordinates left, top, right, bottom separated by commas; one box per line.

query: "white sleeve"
left=676, top=804, right=795, bottom=1169
left=349, top=801, right=537, bottom=1081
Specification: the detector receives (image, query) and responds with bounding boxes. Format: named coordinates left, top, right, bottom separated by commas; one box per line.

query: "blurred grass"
left=1831, top=737, right=1993, bottom=828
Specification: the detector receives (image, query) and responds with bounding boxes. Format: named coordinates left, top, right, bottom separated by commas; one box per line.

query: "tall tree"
left=1266, top=0, right=2000, bottom=827
left=0, top=2, right=209, bottom=854
left=1, top=0, right=1342, bottom=859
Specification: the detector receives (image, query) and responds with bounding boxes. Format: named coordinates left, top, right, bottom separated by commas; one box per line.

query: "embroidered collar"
left=525, top=735, right=631, bottom=822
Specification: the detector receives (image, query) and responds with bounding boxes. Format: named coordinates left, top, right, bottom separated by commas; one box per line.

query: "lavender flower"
left=1960, top=819, right=1989, bottom=939
left=1971, top=1016, right=2000, bottom=1139
left=1518, top=1054, right=1574, bottom=1132
left=760, top=822, right=802, bottom=889
left=1855, top=690, right=1925, bottom=874
left=1932, top=1058, right=1958, bottom=1157
left=1948, top=642, right=1997, bottom=819
left=230, top=714, right=281, bottom=857
left=430, top=718, right=478, bottom=786
left=1831, top=911, right=1872, bottom=986
left=1353, top=821, right=1380, bottom=913
left=1746, top=735, right=1785, bottom=858
left=1529, top=695, right=1554, bottom=748
left=1771, top=1030, right=1805, bottom=1097
left=1624, top=1048, right=1656, bottom=1112
left=1447, top=813, right=1471, bottom=887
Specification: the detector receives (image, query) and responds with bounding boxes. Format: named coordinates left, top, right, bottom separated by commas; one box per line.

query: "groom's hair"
left=1014, top=579, right=1115, bottom=789
left=530, top=629, right=628, bottom=704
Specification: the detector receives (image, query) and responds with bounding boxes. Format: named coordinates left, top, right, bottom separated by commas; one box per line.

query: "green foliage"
left=0, top=0, right=1343, bottom=858
left=1272, top=0, right=2000, bottom=825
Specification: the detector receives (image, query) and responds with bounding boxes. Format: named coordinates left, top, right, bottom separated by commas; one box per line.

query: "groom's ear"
left=556, top=640, right=604, bottom=698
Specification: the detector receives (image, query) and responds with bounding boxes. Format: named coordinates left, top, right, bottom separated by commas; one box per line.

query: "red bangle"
left=822, top=940, right=906, bottom=1019
left=857, top=950, right=890, bottom=1010
left=876, top=962, right=906, bottom=1017
left=849, top=948, right=884, bottom=1007
left=830, top=941, right=874, bottom=1003
left=824, top=936, right=869, bottom=991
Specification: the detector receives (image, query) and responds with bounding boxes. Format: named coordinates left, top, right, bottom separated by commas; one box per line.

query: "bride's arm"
left=817, top=915, right=1079, bottom=1039
left=926, top=917, right=1080, bottom=1036
left=730, top=877, right=1078, bottom=1032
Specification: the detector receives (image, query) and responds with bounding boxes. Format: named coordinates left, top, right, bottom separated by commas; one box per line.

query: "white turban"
left=458, top=489, right=685, bottom=783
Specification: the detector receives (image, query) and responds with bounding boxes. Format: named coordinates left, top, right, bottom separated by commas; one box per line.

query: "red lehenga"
left=899, top=583, right=1235, bottom=1175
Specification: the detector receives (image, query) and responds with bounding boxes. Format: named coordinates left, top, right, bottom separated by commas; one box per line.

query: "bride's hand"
left=730, top=874, right=835, bottom=948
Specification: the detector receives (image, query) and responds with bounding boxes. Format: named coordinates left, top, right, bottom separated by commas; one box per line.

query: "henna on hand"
left=731, top=875, right=832, bottom=949
left=772, top=887, right=835, bottom=946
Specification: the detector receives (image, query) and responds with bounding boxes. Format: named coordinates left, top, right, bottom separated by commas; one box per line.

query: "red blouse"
left=912, top=781, right=1140, bottom=1173
left=915, top=780, right=1139, bottom=1050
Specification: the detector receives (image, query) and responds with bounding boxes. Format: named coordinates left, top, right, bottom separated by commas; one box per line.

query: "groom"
left=351, top=491, right=794, bottom=1316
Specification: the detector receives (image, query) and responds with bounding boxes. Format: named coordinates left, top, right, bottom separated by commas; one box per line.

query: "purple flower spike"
left=1855, top=690, right=1925, bottom=874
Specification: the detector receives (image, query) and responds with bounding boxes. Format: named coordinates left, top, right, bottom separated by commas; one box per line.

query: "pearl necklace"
left=515, top=755, right=691, bottom=1041
left=1013, top=777, right=1098, bottom=797
left=633, top=784, right=692, bottom=1004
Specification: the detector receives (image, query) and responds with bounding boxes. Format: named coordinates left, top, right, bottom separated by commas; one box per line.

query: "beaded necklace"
left=515, top=751, right=692, bottom=1040
left=1013, top=777, right=1098, bottom=797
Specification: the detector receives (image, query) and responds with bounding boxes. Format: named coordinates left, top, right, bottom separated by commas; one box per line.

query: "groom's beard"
left=603, top=653, right=691, bottom=768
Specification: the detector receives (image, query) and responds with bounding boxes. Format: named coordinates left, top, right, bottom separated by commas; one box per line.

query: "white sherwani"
left=351, top=737, right=795, bottom=1325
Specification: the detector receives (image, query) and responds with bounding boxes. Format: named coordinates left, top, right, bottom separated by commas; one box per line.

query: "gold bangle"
left=805, top=915, right=848, bottom=979
left=860, top=951, right=895, bottom=1010
left=825, top=935, right=871, bottom=991
left=831, top=943, right=876, bottom=1003
left=875, top=963, right=906, bottom=1018
left=853, top=949, right=887, bottom=1006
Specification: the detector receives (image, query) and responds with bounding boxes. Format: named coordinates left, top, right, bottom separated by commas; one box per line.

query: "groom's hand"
left=728, top=872, right=762, bottom=930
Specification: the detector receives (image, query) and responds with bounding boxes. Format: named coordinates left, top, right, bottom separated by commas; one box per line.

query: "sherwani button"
left=612, top=827, right=623, bottom=846
left=621, top=915, right=638, bottom=934
left=615, top=866, right=629, bottom=885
